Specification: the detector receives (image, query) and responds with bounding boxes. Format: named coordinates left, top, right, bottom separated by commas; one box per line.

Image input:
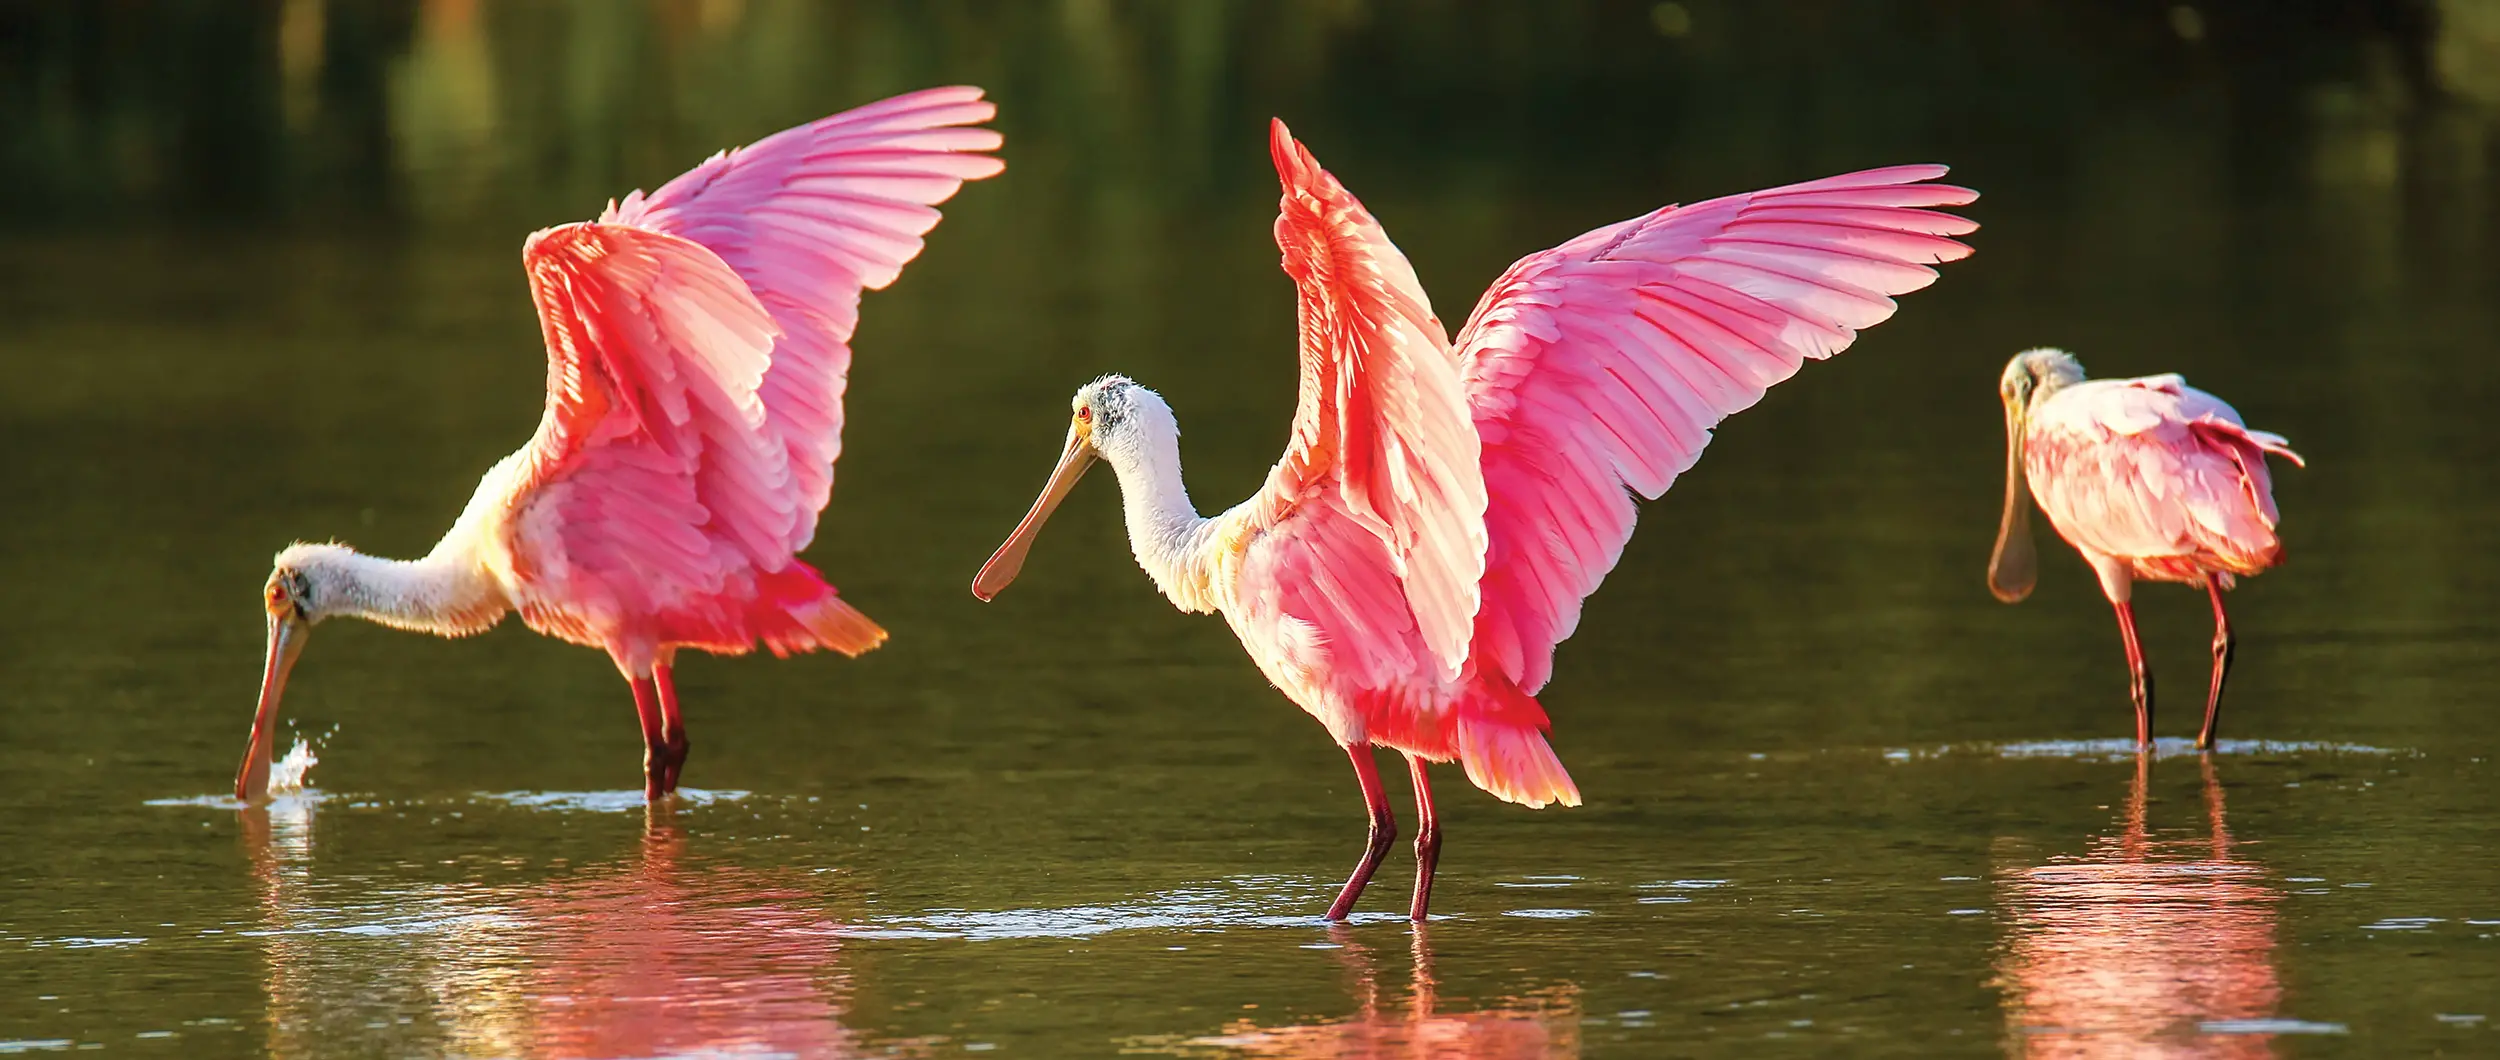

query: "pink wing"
left=2024, top=376, right=2302, bottom=580
left=602, top=85, right=1004, bottom=556
left=516, top=224, right=785, bottom=637
left=1459, top=166, right=1978, bottom=692
left=1241, top=120, right=1486, bottom=682
left=510, top=89, right=1000, bottom=655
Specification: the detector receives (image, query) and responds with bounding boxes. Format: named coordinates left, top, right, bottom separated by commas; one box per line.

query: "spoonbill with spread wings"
left=972, top=120, right=1976, bottom=920
left=238, top=87, right=1003, bottom=802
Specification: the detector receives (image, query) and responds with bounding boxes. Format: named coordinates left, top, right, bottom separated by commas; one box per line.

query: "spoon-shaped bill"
left=237, top=613, right=309, bottom=802
left=972, top=427, right=1101, bottom=600
left=1988, top=399, right=2039, bottom=603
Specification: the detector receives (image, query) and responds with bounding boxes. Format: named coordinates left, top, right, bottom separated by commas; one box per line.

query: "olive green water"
left=3, top=2, right=2497, bottom=1057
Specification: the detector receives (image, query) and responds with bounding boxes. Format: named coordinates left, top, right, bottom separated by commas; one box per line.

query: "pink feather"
left=1229, top=127, right=1973, bottom=809
left=1244, top=119, right=1487, bottom=684
left=2023, top=374, right=2301, bottom=588
left=510, top=87, right=1002, bottom=667
left=1460, top=166, right=1977, bottom=705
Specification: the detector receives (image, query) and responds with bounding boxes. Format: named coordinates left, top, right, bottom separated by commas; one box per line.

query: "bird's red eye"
left=1076, top=406, right=1092, bottom=423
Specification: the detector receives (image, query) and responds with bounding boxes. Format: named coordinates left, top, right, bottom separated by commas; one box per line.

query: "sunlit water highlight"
left=479, top=788, right=750, bottom=813
left=80, top=741, right=2500, bottom=1054
left=1876, top=737, right=2405, bottom=764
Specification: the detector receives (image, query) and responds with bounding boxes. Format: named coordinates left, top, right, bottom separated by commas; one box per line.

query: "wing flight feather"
left=1458, top=166, right=1978, bottom=691
left=508, top=89, right=1001, bottom=634
left=1242, top=120, right=1487, bottom=681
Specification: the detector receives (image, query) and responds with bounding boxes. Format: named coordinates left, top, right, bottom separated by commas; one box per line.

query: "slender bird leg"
left=1325, top=744, right=1397, bottom=922
left=631, top=676, right=668, bottom=801
left=2197, top=574, right=2236, bottom=752
left=2112, top=601, right=2155, bottom=749
left=1405, top=755, right=1442, bottom=922
left=653, top=662, right=690, bottom=794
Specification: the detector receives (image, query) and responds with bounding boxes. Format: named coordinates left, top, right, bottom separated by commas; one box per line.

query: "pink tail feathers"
left=1457, top=718, right=1582, bottom=809
left=755, top=561, right=888, bottom=658
left=1454, top=671, right=1582, bottom=809
left=2239, top=427, right=2305, bottom=468
left=2183, top=419, right=2303, bottom=579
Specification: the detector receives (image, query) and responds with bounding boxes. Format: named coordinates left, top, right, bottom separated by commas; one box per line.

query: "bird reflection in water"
left=1186, top=925, right=1580, bottom=1058
left=241, top=801, right=863, bottom=1058
left=1994, top=755, right=2282, bottom=1057
left=239, top=795, right=337, bottom=1057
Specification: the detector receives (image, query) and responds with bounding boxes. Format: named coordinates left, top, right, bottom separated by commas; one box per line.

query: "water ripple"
left=478, top=788, right=750, bottom=812
left=2200, top=1018, right=2349, bottom=1035
left=842, top=878, right=1403, bottom=940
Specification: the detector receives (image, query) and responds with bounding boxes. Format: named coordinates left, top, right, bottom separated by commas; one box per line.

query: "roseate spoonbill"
left=239, top=87, right=1003, bottom=802
left=972, top=119, right=1976, bottom=920
left=1987, top=348, right=2304, bottom=750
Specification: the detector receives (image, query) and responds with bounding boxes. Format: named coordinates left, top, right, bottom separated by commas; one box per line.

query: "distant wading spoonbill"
left=239, top=87, right=1004, bottom=802
left=1987, top=348, right=2303, bottom=750
left=972, top=119, right=1976, bottom=921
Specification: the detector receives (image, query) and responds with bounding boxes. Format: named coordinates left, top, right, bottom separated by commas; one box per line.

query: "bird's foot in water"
left=659, top=734, right=690, bottom=794
left=642, top=742, right=688, bottom=801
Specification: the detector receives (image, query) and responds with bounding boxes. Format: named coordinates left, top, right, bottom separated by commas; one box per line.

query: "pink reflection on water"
left=502, top=818, right=859, bottom=1058
left=244, top=802, right=867, bottom=1059
left=1186, top=925, right=1580, bottom=1059
left=1995, top=755, right=2282, bottom=1058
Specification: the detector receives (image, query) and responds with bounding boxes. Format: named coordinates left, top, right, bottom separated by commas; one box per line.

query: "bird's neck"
left=1103, top=432, right=1220, bottom=613
left=321, top=546, right=508, bottom=637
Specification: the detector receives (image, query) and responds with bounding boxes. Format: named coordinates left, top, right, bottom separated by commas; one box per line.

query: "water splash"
left=143, top=730, right=328, bottom=809
left=266, top=738, right=320, bottom=795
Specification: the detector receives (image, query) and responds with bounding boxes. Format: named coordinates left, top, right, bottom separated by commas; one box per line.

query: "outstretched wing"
left=515, top=222, right=785, bottom=620
left=1238, top=120, right=1486, bottom=683
left=602, top=85, right=1004, bottom=557
left=509, top=89, right=1000, bottom=635
left=1459, top=166, right=1978, bottom=692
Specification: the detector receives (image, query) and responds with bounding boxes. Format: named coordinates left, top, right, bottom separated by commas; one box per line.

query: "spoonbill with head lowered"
left=972, top=120, right=1977, bottom=921
left=238, top=87, right=1004, bottom=803
left=1987, top=347, right=2303, bottom=750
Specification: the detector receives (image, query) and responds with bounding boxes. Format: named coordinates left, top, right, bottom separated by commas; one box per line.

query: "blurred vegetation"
left=0, top=0, right=2493, bottom=230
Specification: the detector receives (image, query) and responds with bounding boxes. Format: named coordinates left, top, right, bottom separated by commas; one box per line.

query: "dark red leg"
left=1406, top=755, right=1441, bottom=922
left=1324, top=744, right=1396, bottom=922
left=653, top=663, right=690, bottom=794
left=631, top=676, right=667, bottom=801
left=2112, top=600, right=2155, bottom=749
left=2197, top=574, right=2236, bottom=751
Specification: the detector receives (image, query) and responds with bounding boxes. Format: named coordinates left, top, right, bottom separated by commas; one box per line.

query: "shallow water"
left=3, top=2, right=2498, bottom=1057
